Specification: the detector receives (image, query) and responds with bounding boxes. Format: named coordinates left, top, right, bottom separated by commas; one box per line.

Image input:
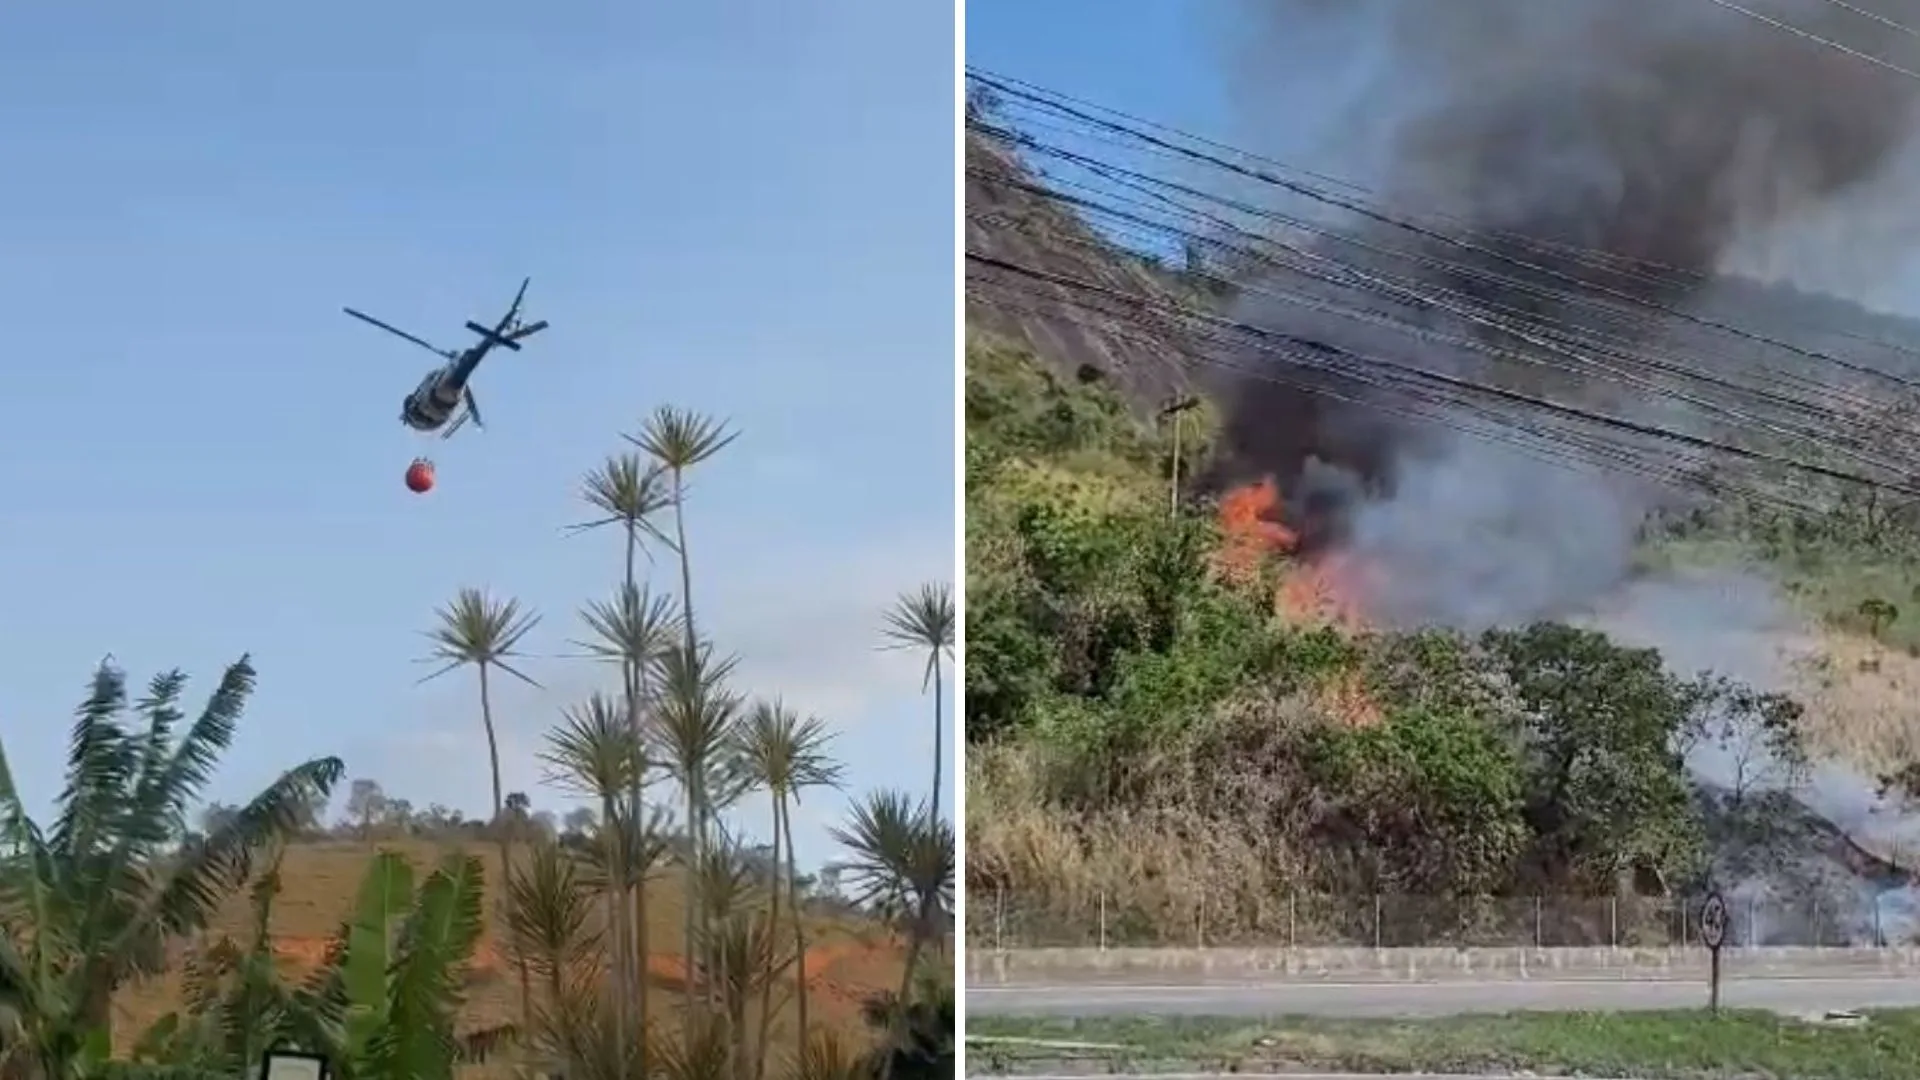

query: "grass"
left=967, top=1010, right=1920, bottom=1078
left=1650, top=532, right=1920, bottom=779
left=109, top=837, right=904, bottom=1053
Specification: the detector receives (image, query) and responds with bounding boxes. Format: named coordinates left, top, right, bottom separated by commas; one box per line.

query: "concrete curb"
left=967, top=945, right=1920, bottom=984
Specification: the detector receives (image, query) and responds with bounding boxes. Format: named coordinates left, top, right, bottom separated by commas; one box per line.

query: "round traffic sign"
left=1701, top=892, right=1728, bottom=949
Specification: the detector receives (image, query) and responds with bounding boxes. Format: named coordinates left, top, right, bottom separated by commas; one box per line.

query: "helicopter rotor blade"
left=343, top=307, right=458, bottom=359
left=464, top=387, right=484, bottom=430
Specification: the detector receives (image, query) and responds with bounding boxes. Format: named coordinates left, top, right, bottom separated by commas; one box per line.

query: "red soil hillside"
left=111, top=839, right=904, bottom=1045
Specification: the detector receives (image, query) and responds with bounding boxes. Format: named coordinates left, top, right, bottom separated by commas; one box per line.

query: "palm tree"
left=632, top=407, right=738, bottom=1020
left=650, top=642, right=747, bottom=1014
left=630, top=406, right=737, bottom=666
left=571, top=451, right=677, bottom=1060
left=880, top=583, right=955, bottom=814
left=832, top=791, right=954, bottom=1080
left=539, top=693, right=652, bottom=1066
left=421, top=586, right=541, bottom=1026
left=0, top=656, right=343, bottom=1080
left=574, top=584, right=680, bottom=1066
left=734, top=700, right=845, bottom=1072
left=501, top=836, right=606, bottom=1060
left=572, top=453, right=675, bottom=569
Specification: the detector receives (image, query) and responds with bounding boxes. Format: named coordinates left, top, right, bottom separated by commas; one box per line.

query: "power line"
left=968, top=142, right=1920, bottom=474
left=975, top=136, right=1909, bottom=427
left=967, top=250, right=1920, bottom=499
left=969, top=277, right=1841, bottom=518
left=1696, top=0, right=1920, bottom=79
left=972, top=70, right=1715, bottom=287
left=968, top=71, right=1920, bottom=396
left=1810, top=0, right=1920, bottom=41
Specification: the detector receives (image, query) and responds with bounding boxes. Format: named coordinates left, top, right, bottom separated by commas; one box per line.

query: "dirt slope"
left=111, top=839, right=903, bottom=1045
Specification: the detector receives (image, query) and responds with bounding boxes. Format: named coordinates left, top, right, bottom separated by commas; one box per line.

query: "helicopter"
left=343, top=277, right=549, bottom=439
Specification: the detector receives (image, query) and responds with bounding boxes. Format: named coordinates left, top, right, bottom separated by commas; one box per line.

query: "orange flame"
left=1215, top=477, right=1295, bottom=585
left=1215, top=478, right=1380, bottom=726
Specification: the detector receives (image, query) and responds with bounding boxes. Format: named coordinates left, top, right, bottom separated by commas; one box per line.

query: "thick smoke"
left=1220, top=0, right=1920, bottom=628
left=1220, top=0, right=1920, bottom=939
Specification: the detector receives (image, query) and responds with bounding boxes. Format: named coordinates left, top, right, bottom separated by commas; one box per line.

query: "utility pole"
left=1160, top=395, right=1200, bottom=518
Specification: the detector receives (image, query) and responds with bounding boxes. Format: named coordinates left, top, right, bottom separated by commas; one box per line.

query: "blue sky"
left=967, top=1, right=1920, bottom=315
left=965, top=3, right=1392, bottom=197
left=0, top=1, right=955, bottom=870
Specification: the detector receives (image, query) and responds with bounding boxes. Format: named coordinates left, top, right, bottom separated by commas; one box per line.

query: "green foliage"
left=965, top=338, right=1266, bottom=748
left=1483, top=624, right=1714, bottom=890
left=1304, top=707, right=1527, bottom=895
left=1651, top=493, right=1920, bottom=649
left=857, top=967, right=954, bottom=1080
left=0, top=658, right=342, bottom=1080
left=132, top=849, right=491, bottom=1080
left=129, top=861, right=298, bottom=1074
left=966, top=333, right=1817, bottom=916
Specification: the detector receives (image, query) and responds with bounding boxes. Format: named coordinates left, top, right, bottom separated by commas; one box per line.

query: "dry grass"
left=966, top=621, right=1920, bottom=949
left=110, top=837, right=904, bottom=1054
left=1789, top=630, right=1920, bottom=779
left=965, top=727, right=1309, bottom=948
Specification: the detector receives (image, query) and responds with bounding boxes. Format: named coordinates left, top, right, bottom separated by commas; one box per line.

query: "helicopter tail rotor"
left=464, top=318, right=548, bottom=350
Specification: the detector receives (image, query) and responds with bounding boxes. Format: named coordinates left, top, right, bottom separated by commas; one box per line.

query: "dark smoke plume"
left=1217, top=0, right=1920, bottom=624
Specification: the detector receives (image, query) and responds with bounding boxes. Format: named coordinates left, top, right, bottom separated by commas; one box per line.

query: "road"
left=969, top=974, right=1920, bottom=1017
left=990, top=1068, right=1635, bottom=1076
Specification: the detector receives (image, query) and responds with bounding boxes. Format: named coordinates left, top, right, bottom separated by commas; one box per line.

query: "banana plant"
left=130, top=857, right=300, bottom=1073
left=0, top=657, right=342, bottom=1080
left=130, top=850, right=492, bottom=1080
left=287, top=850, right=491, bottom=1080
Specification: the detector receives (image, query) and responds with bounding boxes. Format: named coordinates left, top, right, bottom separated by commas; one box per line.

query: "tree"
left=539, top=693, right=651, bottom=1044
left=420, top=586, right=541, bottom=1026
left=1859, top=596, right=1900, bottom=639
left=831, top=791, right=954, bottom=1080
left=381, top=797, right=415, bottom=834
left=651, top=642, right=747, bottom=1013
left=0, top=656, right=342, bottom=1080
left=563, top=806, right=597, bottom=836
left=735, top=699, right=845, bottom=1066
left=346, top=778, right=387, bottom=842
left=574, top=578, right=680, bottom=1052
left=571, top=450, right=675, bottom=1069
left=632, top=405, right=738, bottom=1019
left=880, top=583, right=955, bottom=815
left=1482, top=623, right=1710, bottom=891
left=630, top=405, right=737, bottom=670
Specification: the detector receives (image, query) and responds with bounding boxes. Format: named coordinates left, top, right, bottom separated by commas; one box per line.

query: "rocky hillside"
left=965, top=130, right=1201, bottom=410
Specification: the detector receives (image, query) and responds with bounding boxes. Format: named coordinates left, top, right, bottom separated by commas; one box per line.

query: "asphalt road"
left=990, top=1068, right=1620, bottom=1076
left=969, top=974, right=1920, bottom=1017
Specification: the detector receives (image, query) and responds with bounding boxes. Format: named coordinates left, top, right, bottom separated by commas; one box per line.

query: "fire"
left=1214, top=477, right=1381, bottom=726
left=1214, top=477, right=1295, bottom=585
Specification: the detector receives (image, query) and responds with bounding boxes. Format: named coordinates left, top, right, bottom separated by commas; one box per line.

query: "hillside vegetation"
left=964, top=334, right=1920, bottom=948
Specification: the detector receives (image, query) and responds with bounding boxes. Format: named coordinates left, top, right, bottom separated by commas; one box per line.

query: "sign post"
left=1700, top=891, right=1728, bottom=1016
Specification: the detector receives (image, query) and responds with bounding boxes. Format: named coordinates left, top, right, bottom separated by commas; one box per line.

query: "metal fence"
left=967, top=887, right=1911, bottom=949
